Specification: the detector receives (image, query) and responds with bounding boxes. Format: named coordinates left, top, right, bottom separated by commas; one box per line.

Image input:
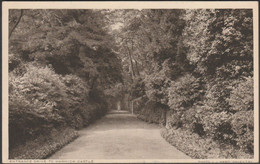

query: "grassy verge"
left=161, top=128, right=253, bottom=159
left=9, top=128, right=79, bottom=159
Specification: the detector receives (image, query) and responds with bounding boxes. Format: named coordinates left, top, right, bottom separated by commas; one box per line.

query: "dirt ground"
left=49, top=110, right=191, bottom=159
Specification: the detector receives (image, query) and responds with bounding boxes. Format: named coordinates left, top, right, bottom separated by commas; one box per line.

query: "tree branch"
left=9, top=9, right=24, bottom=39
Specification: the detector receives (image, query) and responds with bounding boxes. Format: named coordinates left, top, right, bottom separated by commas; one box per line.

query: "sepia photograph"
left=2, top=1, right=259, bottom=163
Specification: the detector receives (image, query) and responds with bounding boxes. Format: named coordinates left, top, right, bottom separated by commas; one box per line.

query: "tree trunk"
left=134, top=59, right=140, bottom=76
left=163, top=109, right=167, bottom=126
left=161, top=109, right=167, bottom=127
left=90, top=76, right=98, bottom=89
left=125, top=44, right=135, bottom=79
left=131, top=101, right=134, bottom=115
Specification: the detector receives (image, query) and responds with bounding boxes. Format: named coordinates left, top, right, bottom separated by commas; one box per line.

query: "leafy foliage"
left=228, top=76, right=254, bottom=112
left=9, top=64, right=66, bottom=148
left=183, top=9, right=253, bottom=78
left=168, top=74, right=204, bottom=111
left=201, top=111, right=235, bottom=144
left=161, top=128, right=253, bottom=159
left=203, top=80, right=232, bottom=112
left=231, top=110, right=254, bottom=153
left=9, top=64, right=66, bottom=124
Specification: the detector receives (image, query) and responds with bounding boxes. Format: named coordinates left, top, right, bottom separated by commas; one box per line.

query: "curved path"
left=49, top=110, right=191, bottom=159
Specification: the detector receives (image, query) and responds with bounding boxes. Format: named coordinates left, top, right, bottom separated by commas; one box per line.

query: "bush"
left=9, top=63, right=109, bottom=148
left=9, top=64, right=68, bottom=118
left=231, top=110, right=254, bottom=153
left=165, top=109, right=183, bottom=129
left=203, top=79, right=232, bottom=112
left=10, top=128, right=79, bottom=159
left=144, top=70, right=171, bottom=106
left=137, top=100, right=164, bottom=124
left=9, top=64, right=67, bottom=148
left=182, top=106, right=205, bottom=136
left=161, top=128, right=253, bottom=159
left=201, top=110, right=236, bottom=144
left=164, top=76, right=254, bottom=155
left=62, top=75, right=108, bottom=129
left=132, top=96, right=148, bottom=114
left=167, top=74, right=204, bottom=111
left=226, top=76, right=253, bottom=152
left=9, top=53, right=22, bottom=72
left=228, top=76, right=253, bottom=112
left=10, top=63, right=68, bottom=119
left=61, top=74, right=90, bottom=128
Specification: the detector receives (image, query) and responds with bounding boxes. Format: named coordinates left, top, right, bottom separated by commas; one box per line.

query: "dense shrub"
left=132, top=96, right=148, bottom=114
left=228, top=76, right=254, bottom=112
left=80, top=87, right=109, bottom=126
left=182, top=106, right=205, bottom=136
left=144, top=69, right=171, bottom=106
left=165, top=110, right=183, bottom=130
left=9, top=64, right=67, bottom=122
left=9, top=64, right=66, bottom=148
left=201, top=110, right=236, bottom=144
left=9, top=63, right=109, bottom=148
left=61, top=74, right=90, bottom=128
left=166, top=76, right=254, bottom=148
left=203, top=79, right=232, bottom=113
left=9, top=53, right=22, bottom=72
left=167, top=74, right=204, bottom=111
left=161, top=128, right=253, bottom=159
left=231, top=110, right=254, bottom=153
left=10, top=128, right=79, bottom=159
left=137, top=100, right=165, bottom=124
left=226, top=77, right=254, bottom=153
